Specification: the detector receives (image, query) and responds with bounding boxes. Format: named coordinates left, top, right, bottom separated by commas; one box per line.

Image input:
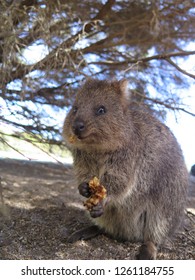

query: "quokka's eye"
left=96, top=105, right=107, bottom=116
left=72, top=106, right=78, bottom=114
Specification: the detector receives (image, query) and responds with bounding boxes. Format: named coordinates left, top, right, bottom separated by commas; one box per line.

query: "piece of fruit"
left=69, top=134, right=77, bottom=143
left=84, top=177, right=107, bottom=210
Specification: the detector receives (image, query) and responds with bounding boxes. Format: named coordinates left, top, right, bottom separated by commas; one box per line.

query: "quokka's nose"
left=72, top=119, right=85, bottom=137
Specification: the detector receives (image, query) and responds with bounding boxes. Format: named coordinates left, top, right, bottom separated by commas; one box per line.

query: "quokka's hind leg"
left=136, top=211, right=168, bottom=260
left=136, top=241, right=157, bottom=260
left=67, top=225, right=103, bottom=243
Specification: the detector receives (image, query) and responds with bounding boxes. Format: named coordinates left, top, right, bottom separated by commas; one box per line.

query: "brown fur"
left=63, top=79, right=188, bottom=259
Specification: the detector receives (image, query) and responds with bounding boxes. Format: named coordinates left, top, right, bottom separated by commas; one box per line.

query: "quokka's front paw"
left=78, top=182, right=91, bottom=198
left=82, top=177, right=107, bottom=217
left=90, top=202, right=104, bottom=218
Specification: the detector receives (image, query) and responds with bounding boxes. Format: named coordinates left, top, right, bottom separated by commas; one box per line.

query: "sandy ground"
left=0, top=158, right=194, bottom=260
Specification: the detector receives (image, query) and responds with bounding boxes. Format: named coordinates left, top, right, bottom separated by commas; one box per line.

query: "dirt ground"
left=0, top=158, right=194, bottom=260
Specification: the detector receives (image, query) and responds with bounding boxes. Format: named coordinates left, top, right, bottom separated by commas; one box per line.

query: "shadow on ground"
left=0, top=158, right=194, bottom=260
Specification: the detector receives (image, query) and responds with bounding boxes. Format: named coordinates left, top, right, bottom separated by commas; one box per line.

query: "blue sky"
left=166, top=91, right=195, bottom=171
left=165, top=46, right=195, bottom=170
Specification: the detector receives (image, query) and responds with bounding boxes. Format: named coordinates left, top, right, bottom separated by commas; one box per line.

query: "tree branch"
left=0, top=116, right=60, bottom=135
left=90, top=50, right=195, bottom=66
left=0, top=136, right=32, bottom=160
left=89, top=50, right=195, bottom=79
left=1, top=0, right=116, bottom=84
left=165, top=57, right=195, bottom=80
left=134, top=92, right=195, bottom=117
left=0, top=133, right=66, bottom=166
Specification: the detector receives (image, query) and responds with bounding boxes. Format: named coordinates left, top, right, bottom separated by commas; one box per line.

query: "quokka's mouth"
left=68, top=133, right=89, bottom=143
left=68, top=134, right=80, bottom=143
left=69, top=132, right=99, bottom=144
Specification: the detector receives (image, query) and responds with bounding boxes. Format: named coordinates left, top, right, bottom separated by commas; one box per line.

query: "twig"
left=123, top=61, right=141, bottom=73
left=183, top=227, right=195, bottom=245
left=0, top=136, right=32, bottom=160
left=26, top=140, right=67, bottom=167
left=0, top=134, right=67, bottom=167
left=0, top=177, right=9, bottom=218
left=186, top=209, right=195, bottom=221
left=0, top=117, right=62, bottom=144
left=134, top=92, right=195, bottom=117
left=90, top=50, right=195, bottom=80
left=165, top=58, right=195, bottom=80
left=90, top=50, right=195, bottom=66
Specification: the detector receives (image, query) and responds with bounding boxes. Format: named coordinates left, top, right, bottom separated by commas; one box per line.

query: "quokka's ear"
left=117, top=79, right=131, bottom=109
left=119, top=79, right=129, bottom=97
